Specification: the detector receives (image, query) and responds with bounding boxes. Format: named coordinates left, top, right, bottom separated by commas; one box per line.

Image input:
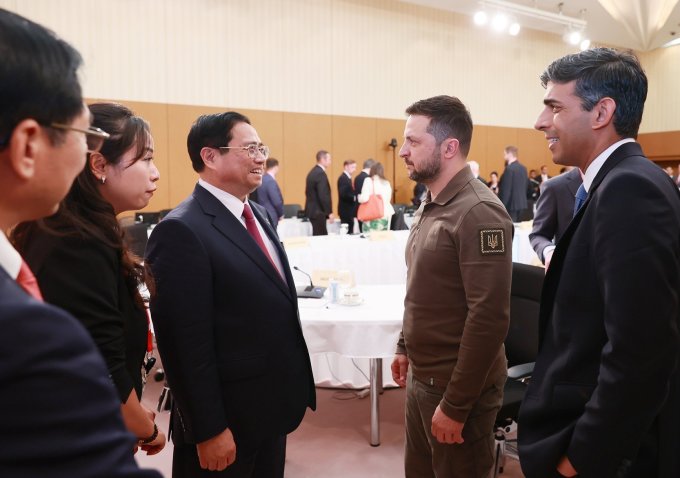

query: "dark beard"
left=408, top=149, right=441, bottom=183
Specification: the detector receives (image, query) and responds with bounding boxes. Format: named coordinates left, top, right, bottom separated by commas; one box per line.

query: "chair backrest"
left=390, top=203, right=409, bottom=231
left=283, top=204, right=302, bottom=218
left=506, top=262, right=544, bottom=367
left=123, top=223, right=149, bottom=258
left=135, top=211, right=161, bottom=225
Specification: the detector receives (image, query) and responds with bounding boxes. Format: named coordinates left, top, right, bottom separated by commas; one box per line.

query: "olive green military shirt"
left=396, top=165, right=512, bottom=423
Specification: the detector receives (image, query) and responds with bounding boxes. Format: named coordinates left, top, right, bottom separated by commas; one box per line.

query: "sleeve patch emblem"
left=480, top=229, right=506, bottom=254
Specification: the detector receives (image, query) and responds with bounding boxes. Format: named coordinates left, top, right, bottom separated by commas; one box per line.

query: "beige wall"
left=2, top=0, right=680, bottom=213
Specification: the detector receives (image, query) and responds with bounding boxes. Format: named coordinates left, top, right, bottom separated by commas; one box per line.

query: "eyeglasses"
left=219, top=143, right=269, bottom=160
left=50, top=122, right=110, bottom=153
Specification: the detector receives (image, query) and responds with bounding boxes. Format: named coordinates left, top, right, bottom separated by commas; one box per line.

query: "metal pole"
left=369, top=358, right=381, bottom=446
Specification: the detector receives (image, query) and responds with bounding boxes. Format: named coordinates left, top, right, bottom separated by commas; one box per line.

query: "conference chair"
left=135, top=211, right=161, bottom=225
left=390, top=203, right=409, bottom=230
left=123, top=223, right=150, bottom=258
left=494, top=262, right=544, bottom=476
left=283, top=203, right=302, bottom=218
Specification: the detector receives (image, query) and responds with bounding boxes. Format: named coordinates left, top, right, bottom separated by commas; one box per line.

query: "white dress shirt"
left=0, top=232, right=21, bottom=279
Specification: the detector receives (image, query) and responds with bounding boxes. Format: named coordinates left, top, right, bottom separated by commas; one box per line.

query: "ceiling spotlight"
left=491, top=13, right=508, bottom=32
left=474, top=10, right=488, bottom=26
left=508, top=22, right=521, bottom=36
left=567, top=30, right=582, bottom=45
left=580, top=38, right=591, bottom=50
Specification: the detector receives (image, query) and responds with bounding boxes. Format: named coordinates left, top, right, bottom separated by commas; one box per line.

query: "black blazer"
left=304, top=165, right=331, bottom=219
left=499, top=161, right=529, bottom=213
left=337, top=172, right=356, bottom=224
left=529, top=168, right=582, bottom=263
left=0, top=267, right=161, bottom=477
left=518, top=142, right=680, bottom=478
left=23, top=233, right=147, bottom=402
left=146, top=184, right=315, bottom=454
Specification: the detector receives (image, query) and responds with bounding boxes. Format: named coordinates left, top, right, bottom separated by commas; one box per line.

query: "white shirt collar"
left=316, top=163, right=326, bottom=171
left=198, top=178, right=247, bottom=225
left=344, top=171, right=352, bottom=178
left=582, top=138, right=635, bottom=192
left=0, top=232, right=22, bottom=279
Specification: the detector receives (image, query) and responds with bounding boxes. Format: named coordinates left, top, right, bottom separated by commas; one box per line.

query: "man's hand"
left=391, top=354, right=409, bottom=387
left=431, top=405, right=464, bottom=444
left=544, top=248, right=555, bottom=272
left=557, top=455, right=578, bottom=477
left=196, top=428, right=236, bottom=471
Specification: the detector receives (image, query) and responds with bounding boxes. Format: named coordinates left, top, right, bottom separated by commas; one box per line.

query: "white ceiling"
left=400, top=0, right=680, bottom=51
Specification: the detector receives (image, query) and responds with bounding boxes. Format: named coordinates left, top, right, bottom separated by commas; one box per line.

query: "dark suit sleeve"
left=0, top=298, right=160, bottom=477
left=146, top=218, right=228, bottom=443
left=273, top=181, right=284, bottom=218
left=338, top=175, right=355, bottom=202
left=529, top=181, right=559, bottom=262
left=498, top=170, right=510, bottom=208
left=566, top=172, right=680, bottom=475
left=33, top=240, right=136, bottom=402
left=317, top=175, right=332, bottom=215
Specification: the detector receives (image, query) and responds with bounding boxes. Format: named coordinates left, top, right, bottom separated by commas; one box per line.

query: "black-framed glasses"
left=219, top=143, right=269, bottom=160
left=50, top=122, right=110, bottom=153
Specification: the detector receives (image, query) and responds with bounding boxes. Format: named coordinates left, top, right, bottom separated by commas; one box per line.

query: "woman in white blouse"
left=358, top=162, right=395, bottom=231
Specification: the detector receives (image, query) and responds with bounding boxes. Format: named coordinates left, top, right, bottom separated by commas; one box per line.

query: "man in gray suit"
left=529, top=167, right=582, bottom=267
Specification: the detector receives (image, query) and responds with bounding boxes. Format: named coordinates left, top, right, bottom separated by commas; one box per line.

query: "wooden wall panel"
left=638, top=131, right=680, bottom=160
left=282, top=113, right=333, bottom=208
left=331, top=116, right=377, bottom=208
left=376, top=118, right=411, bottom=205
left=517, top=128, right=555, bottom=176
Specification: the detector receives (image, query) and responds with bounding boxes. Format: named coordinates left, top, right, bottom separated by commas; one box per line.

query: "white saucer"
left=337, top=297, right=363, bottom=306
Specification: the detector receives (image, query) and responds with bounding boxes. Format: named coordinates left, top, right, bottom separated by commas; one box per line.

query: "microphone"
left=388, top=138, right=398, bottom=148
left=294, top=266, right=315, bottom=292
left=293, top=266, right=326, bottom=299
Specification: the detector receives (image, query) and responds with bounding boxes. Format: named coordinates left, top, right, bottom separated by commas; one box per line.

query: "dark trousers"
left=310, top=216, right=327, bottom=236
left=172, top=435, right=286, bottom=478
left=404, top=371, right=504, bottom=478
left=508, top=209, right=522, bottom=222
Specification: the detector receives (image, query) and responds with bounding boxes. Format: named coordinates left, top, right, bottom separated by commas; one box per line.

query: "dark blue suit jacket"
left=518, top=142, right=680, bottom=478
left=0, top=268, right=160, bottom=477
left=146, top=184, right=315, bottom=457
left=499, top=160, right=528, bottom=214
left=257, top=173, right=284, bottom=228
left=529, top=167, right=582, bottom=263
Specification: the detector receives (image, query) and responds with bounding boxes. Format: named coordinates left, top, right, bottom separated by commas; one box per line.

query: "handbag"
left=357, top=178, right=384, bottom=222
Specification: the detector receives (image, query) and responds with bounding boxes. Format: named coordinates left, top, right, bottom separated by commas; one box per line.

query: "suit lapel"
left=193, top=186, right=293, bottom=302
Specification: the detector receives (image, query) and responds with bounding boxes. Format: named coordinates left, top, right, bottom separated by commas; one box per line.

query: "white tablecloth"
left=513, top=223, right=541, bottom=266
left=299, top=284, right=405, bottom=388
left=285, top=230, right=410, bottom=286
left=276, top=218, right=312, bottom=239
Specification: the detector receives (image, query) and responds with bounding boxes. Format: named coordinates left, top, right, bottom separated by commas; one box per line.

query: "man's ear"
left=89, top=152, right=107, bottom=182
left=201, top=147, right=218, bottom=171
left=441, top=138, right=460, bottom=159
left=592, top=97, right=616, bottom=131
left=7, top=119, right=44, bottom=180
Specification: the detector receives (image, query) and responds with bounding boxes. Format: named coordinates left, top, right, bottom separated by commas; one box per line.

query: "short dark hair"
left=187, top=111, right=251, bottom=173
left=405, top=95, right=473, bottom=157
left=0, top=8, right=84, bottom=148
left=343, top=159, right=356, bottom=167
left=504, top=145, right=518, bottom=156
left=363, top=158, right=375, bottom=169
left=540, top=47, right=647, bottom=138
left=316, top=150, right=329, bottom=162
left=266, top=158, right=279, bottom=170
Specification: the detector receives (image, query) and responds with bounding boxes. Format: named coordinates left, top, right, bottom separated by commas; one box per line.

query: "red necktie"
left=242, top=204, right=283, bottom=280
left=17, top=260, right=43, bottom=301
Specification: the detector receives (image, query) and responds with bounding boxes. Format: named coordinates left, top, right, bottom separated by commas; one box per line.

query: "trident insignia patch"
left=480, top=229, right=506, bottom=254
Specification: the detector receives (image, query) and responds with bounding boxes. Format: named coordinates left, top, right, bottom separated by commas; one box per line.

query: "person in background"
left=487, top=170, right=500, bottom=195
left=304, top=150, right=333, bottom=235
left=538, top=164, right=551, bottom=183
left=529, top=166, right=582, bottom=268
left=412, top=182, right=427, bottom=207
left=357, top=161, right=395, bottom=232
left=393, top=95, right=511, bottom=478
left=499, top=145, right=528, bottom=221
left=354, top=158, right=375, bottom=232
left=13, top=102, right=165, bottom=455
left=146, top=111, right=315, bottom=477
left=519, top=47, right=680, bottom=478
left=467, top=160, right=486, bottom=184
left=0, top=8, right=161, bottom=476
left=257, top=157, right=284, bottom=228
left=527, top=168, right=541, bottom=202
left=337, top=159, right=357, bottom=232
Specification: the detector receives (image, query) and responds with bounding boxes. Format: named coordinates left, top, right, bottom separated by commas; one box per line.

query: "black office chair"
left=123, top=223, right=150, bottom=258
left=135, top=211, right=161, bottom=225
left=390, top=203, right=409, bottom=231
left=283, top=203, right=302, bottom=218
left=494, top=262, right=544, bottom=476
